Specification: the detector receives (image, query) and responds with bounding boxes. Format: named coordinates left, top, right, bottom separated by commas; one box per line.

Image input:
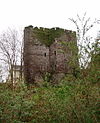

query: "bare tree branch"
left=0, top=28, right=23, bottom=85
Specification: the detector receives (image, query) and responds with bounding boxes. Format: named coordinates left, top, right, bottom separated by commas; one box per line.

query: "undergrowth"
left=0, top=79, right=99, bottom=123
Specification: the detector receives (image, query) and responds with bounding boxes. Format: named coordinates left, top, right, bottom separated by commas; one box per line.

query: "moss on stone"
left=33, top=27, right=65, bottom=47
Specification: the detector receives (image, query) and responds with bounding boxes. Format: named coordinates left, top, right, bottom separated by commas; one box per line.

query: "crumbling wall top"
left=24, top=25, right=76, bottom=47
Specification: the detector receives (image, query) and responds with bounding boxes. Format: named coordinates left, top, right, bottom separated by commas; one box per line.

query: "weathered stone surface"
left=24, top=26, right=77, bottom=84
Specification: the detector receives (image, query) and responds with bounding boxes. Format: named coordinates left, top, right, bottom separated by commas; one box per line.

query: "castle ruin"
left=24, top=25, right=77, bottom=84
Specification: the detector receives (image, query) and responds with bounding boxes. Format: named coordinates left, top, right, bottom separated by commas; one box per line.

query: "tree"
left=0, top=28, right=23, bottom=86
left=87, top=34, right=100, bottom=83
left=69, top=13, right=100, bottom=68
left=19, top=36, right=24, bottom=82
left=0, top=66, right=3, bottom=82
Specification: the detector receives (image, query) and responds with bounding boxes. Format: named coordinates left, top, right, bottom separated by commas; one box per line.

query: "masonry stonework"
left=24, top=25, right=77, bottom=84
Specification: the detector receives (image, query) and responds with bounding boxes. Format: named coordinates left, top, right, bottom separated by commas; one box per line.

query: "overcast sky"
left=0, top=0, right=100, bottom=34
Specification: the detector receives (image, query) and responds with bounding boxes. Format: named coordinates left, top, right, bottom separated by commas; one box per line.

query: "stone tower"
left=24, top=26, right=77, bottom=84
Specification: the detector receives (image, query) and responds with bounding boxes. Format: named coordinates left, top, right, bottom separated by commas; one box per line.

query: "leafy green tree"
left=87, top=38, right=100, bottom=83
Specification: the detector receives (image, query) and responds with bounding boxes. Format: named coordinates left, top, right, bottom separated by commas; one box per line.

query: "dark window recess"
left=54, top=51, right=56, bottom=55
left=44, top=53, right=46, bottom=57
left=54, top=64, right=56, bottom=70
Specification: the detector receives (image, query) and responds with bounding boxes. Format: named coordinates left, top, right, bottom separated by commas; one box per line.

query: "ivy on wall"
left=33, top=27, right=65, bottom=47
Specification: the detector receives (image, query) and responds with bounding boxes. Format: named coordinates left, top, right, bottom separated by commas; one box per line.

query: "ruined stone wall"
left=24, top=26, right=77, bottom=84
left=24, top=26, right=50, bottom=84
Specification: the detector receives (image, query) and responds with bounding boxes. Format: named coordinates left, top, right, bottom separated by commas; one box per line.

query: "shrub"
left=0, top=81, right=99, bottom=123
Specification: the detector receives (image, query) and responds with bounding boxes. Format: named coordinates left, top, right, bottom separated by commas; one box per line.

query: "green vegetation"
left=33, top=27, right=65, bottom=47
left=88, top=53, right=100, bottom=83
left=0, top=77, right=99, bottom=123
left=61, top=40, right=79, bottom=76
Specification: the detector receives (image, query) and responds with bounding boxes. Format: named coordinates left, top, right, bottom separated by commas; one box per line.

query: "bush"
left=0, top=81, right=99, bottom=123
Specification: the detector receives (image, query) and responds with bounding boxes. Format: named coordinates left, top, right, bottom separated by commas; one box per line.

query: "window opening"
left=44, top=53, right=46, bottom=57
left=54, top=51, right=56, bottom=55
